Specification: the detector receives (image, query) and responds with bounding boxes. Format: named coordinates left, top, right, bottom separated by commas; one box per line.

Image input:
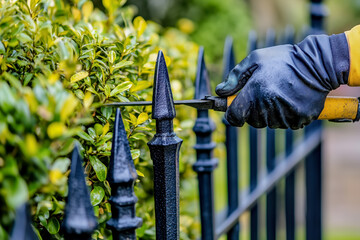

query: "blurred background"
left=125, top=0, right=360, bottom=239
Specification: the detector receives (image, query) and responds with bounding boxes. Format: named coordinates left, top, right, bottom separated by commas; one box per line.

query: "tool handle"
left=226, top=96, right=360, bottom=121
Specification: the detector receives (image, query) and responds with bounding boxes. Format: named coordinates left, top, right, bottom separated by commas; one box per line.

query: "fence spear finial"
left=107, top=108, right=142, bottom=240
left=10, top=203, right=39, bottom=240
left=152, top=50, right=176, bottom=120
left=223, top=37, right=236, bottom=82
left=193, top=47, right=218, bottom=239
left=148, top=50, right=182, bottom=239
left=62, top=145, right=97, bottom=239
left=195, top=47, right=211, bottom=100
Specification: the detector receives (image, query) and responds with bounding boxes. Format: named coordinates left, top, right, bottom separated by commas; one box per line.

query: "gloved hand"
left=215, top=34, right=349, bottom=129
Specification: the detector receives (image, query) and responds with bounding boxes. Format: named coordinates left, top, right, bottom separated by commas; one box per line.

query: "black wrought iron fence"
left=10, top=0, right=326, bottom=239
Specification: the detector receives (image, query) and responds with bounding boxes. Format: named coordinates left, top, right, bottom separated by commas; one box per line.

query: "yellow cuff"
left=345, top=25, right=360, bottom=86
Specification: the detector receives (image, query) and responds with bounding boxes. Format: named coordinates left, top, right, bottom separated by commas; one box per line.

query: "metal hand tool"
left=105, top=95, right=360, bottom=121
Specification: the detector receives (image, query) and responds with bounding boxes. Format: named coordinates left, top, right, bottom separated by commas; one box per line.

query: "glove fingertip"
left=215, top=72, right=239, bottom=97
left=225, top=109, right=245, bottom=127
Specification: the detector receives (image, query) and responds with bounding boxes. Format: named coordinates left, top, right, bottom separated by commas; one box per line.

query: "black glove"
left=215, top=34, right=350, bottom=129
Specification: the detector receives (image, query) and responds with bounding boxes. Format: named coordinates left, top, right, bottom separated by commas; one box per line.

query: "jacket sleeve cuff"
left=329, top=33, right=350, bottom=85
left=344, top=25, right=360, bottom=86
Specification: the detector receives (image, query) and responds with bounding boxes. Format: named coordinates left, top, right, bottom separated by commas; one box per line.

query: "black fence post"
left=62, top=146, right=97, bottom=240
left=285, top=129, right=295, bottom=240
left=305, top=1, right=325, bottom=239
left=10, top=203, right=39, bottom=240
left=310, top=0, right=327, bottom=33
left=147, top=50, right=183, bottom=240
left=265, top=29, right=277, bottom=240
left=222, top=37, right=240, bottom=240
left=192, top=47, right=218, bottom=240
left=107, top=108, right=142, bottom=240
left=248, top=30, right=259, bottom=240
left=305, top=122, right=322, bottom=240
left=283, top=25, right=296, bottom=240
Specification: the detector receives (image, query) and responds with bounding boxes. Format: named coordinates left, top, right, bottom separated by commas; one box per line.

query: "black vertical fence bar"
left=285, top=129, right=295, bottom=240
left=10, top=203, right=39, bottom=240
left=222, top=37, right=240, bottom=240
left=309, top=0, right=327, bottom=33
left=284, top=26, right=296, bottom=240
left=147, top=50, right=183, bottom=240
left=62, top=146, right=97, bottom=240
left=248, top=30, right=259, bottom=240
left=192, top=47, right=218, bottom=240
left=265, top=29, right=277, bottom=240
left=305, top=1, right=325, bottom=239
left=107, top=108, right=142, bottom=240
left=305, top=122, right=322, bottom=240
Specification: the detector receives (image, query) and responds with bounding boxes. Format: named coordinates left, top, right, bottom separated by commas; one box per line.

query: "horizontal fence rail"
left=215, top=127, right=322, bottom=237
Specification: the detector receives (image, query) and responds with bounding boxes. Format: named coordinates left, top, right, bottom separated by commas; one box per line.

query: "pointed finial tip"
left=63, top=145, right=97, bottom=236
left=223, top=36, right=236, bottom=79
left=225, top=36, right=233, bottom=46
left=195, top=47, right=211, bottom=99
left=248, top=30, right=258, bottom=52
left=152, top=50, right=176, bottom=120
left=10, top=203, right=39, bottom=240
left=108, top=107, right=137, bottom=183
left=265, top=28, right=276, bottom=47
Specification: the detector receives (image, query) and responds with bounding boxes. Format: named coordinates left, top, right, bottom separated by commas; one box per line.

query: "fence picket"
left=222, top=37, right=240, bottom=240
left=62, top=146, right=97, bottom=240
left=10, top=203, right=39, bottom=240
left=247, top=30, right=260, bottom=240
left=192, top=47, right=218, bottom=240
left=284, top=26, right=296, bottom=240
left=107, top=108, right=142, bottom=240
left=265, top=28, right=277, bottom=240
left=147, top=50, right=183, bottom=240
left=305, top=1, right=325, bottom=239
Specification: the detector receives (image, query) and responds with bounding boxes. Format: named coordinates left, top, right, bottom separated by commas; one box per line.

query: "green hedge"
left=0, top=0, right=203, bottom=239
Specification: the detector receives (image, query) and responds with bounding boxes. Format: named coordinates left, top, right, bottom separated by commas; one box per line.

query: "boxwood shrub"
left=0, top=0, right=205, bottom=239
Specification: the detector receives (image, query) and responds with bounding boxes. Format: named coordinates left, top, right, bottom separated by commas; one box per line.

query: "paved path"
left=324, top=123, right=360, bottom=234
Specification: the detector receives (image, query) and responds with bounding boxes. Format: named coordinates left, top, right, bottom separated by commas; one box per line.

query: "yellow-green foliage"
left=0, top=0, right=200, bottom=239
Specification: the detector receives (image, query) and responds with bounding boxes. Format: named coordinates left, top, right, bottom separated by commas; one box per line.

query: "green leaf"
left=110, top=81, right=132, bottom=97
left=74, top=89, right=85, bottom=99
left=70, top=71, right=89, bottom=83
left=129, top=113, right=137, bottom=125
left=3, top=176, right=28, bottom=209
left=51, top=158, right=70, bottom=173
left=0, top=41, right=5, bottom=54
left=137, top=112, right=148, bottom=125
left=88, top=127, right=96, bottom=139
left=108, top=51, right=116, bottom=64
left=90, top=186, right=105, bottom=206
left=104, top=84, right=111, bottom=97
left=130, top=132, right=146, bottom=141
left=131, top=149, right=140, bottom=159
left=136, top=170, right=145, bottom=178
left=94, top=123, right=103, bottom=136
left=47, top=217, right=60, bottom=234
left=77, top=131, right=94, bottom=142
left=113, top=60, right=133, bottom=70
left=89, top=156, right=107, bottom=181
left=130, top=81, right=152, bottom=92
left=101, top=107, right=112, bottom=120
left=18, top=33, right=32, bottom=43
left=133, top=16, right=147, bottom=36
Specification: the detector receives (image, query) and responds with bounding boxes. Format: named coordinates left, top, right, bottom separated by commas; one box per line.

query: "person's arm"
left=215, top=27, right=358, bottom=129
left=345, top=25, right=360, bottom=86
